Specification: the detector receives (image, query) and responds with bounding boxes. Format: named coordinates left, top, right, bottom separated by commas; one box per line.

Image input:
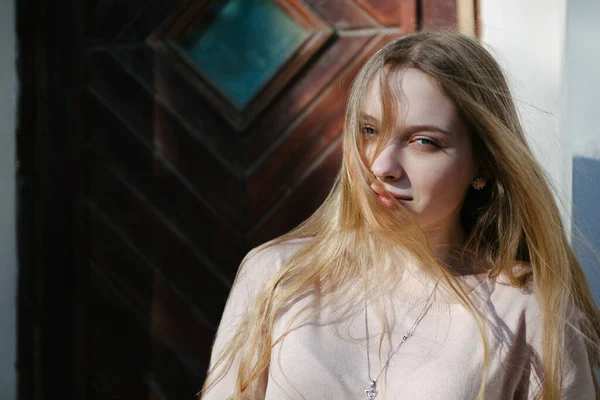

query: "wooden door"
left=61, top=0, right=464, bottom=398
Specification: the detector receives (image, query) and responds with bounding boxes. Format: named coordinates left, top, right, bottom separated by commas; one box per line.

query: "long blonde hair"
left=202, top=31, right=600, bottom=399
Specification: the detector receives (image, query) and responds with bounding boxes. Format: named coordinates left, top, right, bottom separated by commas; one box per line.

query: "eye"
left=416, top=138, right=435, bottom=146
left=361, top=125, right=377, bottom=136
left=412, top=137, right=440, bottom=149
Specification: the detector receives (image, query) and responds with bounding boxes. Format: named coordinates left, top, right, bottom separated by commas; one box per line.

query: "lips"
left=370, top=184, right=413, bottom=203
left=390, top=194, right=413, bottom=201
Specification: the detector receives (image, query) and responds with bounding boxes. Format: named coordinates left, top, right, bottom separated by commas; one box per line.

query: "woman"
left=200, top=31, right=600, bottom=399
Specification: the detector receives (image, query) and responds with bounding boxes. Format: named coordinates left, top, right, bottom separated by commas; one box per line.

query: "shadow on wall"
left=572, top=156, right=600, bottom=307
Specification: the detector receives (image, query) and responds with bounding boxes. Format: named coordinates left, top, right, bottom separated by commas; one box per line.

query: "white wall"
left=480, top=0, right=571, bottom=214
left=480, top=0, right=600, bottom=306
left=0, top=0, right=17, bottom=398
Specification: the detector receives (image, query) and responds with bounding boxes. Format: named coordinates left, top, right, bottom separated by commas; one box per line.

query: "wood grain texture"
left=87, top=50, right=246, bottom=228
left=87, top=162, right=231, bottom=324
left=422, top=0, right=458, bottom=29
left=113, top=46, right=242, bottom=174
left=85, top=75, right=242, bottom=278
left=303, top=0, right=378, bottom=29
left=115, top=0, right=187, bottom=43
left=85, top=0, right=149, bottom=43
left=246, top=74, right=347, bottom=226
left=243, top=34, right=372, bottom=163
left=89, top=208, right=218, bottom=354
left=357, top=0, right=417, bottom=29
left=86, top=265, right=203, bottom=398
left=248, top=139, right=343, bottom=247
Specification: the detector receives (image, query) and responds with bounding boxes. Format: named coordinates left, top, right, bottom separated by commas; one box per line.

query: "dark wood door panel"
left=246, top=90, right=345, bottom=224
left=303, top=0, right=379, bottom=29
left=248, top=139, right=343, bottom=247
left=86, top=265, right=203, bottom=398
left=85, top=92, right=245, bottom=274
left=85, top=0, right=149, bottom=43
left=89, top=207, right=218, bottom=344
left=422, top=0, right=459, bottom=28
left=87, top=50, right=246, bottom=229
left=357, top=0, right=417, bottom=27
left=112, top=46, right=243, bottom=171
left=87, top=161, right=231, bottom=322
left=85, top=0, right=187, bottom=44
left=243, top=33, right=373, bottom=164
left=74, top=1, right=465, bottom=398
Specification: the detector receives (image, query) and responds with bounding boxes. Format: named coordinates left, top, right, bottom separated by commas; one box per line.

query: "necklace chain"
left=364, top=283, right=438, bottom=399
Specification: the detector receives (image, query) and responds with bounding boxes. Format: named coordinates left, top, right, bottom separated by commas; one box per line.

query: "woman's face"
left=362, top=68, right=476, bottom=232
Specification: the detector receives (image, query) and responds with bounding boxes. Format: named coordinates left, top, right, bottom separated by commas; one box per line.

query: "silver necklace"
left=363, top=282, right=438, bottom=399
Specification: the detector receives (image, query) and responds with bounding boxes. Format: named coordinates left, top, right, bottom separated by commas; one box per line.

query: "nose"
left=370, top=141, right=405, bottom=182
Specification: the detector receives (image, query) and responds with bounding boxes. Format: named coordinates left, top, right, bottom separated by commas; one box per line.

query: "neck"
left=422, top=219, right=478, bottom=276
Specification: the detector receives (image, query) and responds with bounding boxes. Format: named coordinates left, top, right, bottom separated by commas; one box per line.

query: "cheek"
left=411, top=156, right=474, bottom=202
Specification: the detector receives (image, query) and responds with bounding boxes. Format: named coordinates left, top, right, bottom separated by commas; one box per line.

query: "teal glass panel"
left=179, top=0, right=308, bottom=109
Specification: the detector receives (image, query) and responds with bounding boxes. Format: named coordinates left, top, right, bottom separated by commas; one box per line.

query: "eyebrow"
left=360, top=113, right=454, bottom=137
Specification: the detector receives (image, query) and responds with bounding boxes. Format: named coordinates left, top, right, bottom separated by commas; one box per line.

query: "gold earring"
left=472, top=177, right=487, bottom=190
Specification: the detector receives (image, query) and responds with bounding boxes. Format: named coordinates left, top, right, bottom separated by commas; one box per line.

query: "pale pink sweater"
left=203, top=239, right=595, bottom=399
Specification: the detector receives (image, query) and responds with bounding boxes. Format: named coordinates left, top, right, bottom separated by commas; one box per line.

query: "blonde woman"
left=200, top=31, right=600, bottom=399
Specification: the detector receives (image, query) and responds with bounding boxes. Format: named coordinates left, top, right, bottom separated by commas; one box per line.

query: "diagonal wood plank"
left=85, top=92, right=245, bottom=270
left=89, top=205, right=217, bottom=344
left=248, top=138, right=342, bottom=247
left=304, top=0, right=380, bottom=29
left=112, top=47, right=242, bottom=175
left=246, top=79, right=346, bottom=226
left=87, top=50, right=246, bottom=228
left=356, top=0, right=417, bottom=28
left=86, top=0, right=152, bottom=44
left=243, top=34, right=373, bottom=167
left=86, top=163, right=232, bottom=324
left=87, top=264, right=203, bottom=398
left=115, top=0, right=187, bottom=42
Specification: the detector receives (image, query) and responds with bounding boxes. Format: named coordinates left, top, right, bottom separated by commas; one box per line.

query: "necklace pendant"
left=365, top=380, right=378, bottom=399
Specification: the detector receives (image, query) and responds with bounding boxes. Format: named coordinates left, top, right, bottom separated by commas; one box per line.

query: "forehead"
left=362, top=68, right=464, bottom=132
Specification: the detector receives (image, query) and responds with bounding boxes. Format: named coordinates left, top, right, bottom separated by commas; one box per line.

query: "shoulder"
left=241, top=237, right=312, bottom=274
left=244, top=237, right=311, bottom=265
left=216, top=237, right=312, bottom=326
left=485, top=263, right=545, bottom=342
left=487, top=262, right=587, bottom=345
left=234, top=237, right=312, bottom=295
left=487, top=263, right=536, bottom=310
left=489, top=263, right=583, bottom=322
